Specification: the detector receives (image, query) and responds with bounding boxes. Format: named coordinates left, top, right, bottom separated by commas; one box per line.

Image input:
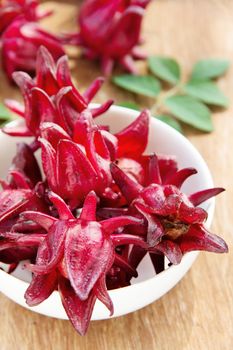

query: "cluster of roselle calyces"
left=0, top=0, right=64, bottom=81
left=0, top=47, right=228, bottom=335
left=66, top=0, right=150, bottom=75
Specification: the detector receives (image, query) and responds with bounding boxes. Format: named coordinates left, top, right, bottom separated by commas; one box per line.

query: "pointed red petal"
left=117, top=157, right=144, bottom=183
left=115, top=109, right=149, bottom=158
left=110, top=163, right=142, bottom=203
left=36, top=46, right=58, bottom=95
left=177, top=225, right=228, bottom=254
left=135, top=201, right=164, bottom=246
left=2, top=124, right=33, bottom=137
left=101, top=215, right=142, bottom=234
left=65, top=221, right=113, bottom=300
left=59, top=276, right=96, bottom=336
left=158, top=156, right=178, bottom=184
left=57, top=139, right=97, bottom=202
left=165, top=168, right=197, bottom=188
left=39, top=138, right=57, bottom=190
left=83, top=77, right=105, bottom=103
left=178, top=202, right=207, bottom=224
left=72, top=109, right=93, bottom=145
left=91, top=100, right=114, bottom=118
left=11, top=142, right=42, bottom=187
left=12, top=71, right=35, bottom=97
left=94, top=275, right=114, bottom=316
left=150, top=240, right=182, bottom=265
left=20, top=211, right=56, bottom=231
left=27, top=220, right=67, bottom=274
left=25, top=272, right=57, bottom=305
left=31, top=87, right=57, bottom=126
left=100, top=130, right=118, bottom=161
left=147, top=153, right=162, bottom=185
left=4, top=99, right=24, bottom=117
left=48, top=191, right=74, bottom=220
left=120, top=55, right=138, bottom=74
left=56, top=55, right=87, bottom=110
left=93, top=129, right=111, bottom=161
left=189, top=188, right=225, bottom=206
left=80, top=191, right=98, bottom=221
left=40, top=122, right=71, bottom=149
left=101, top=57, right=114, bottom=76
left=111, top=233, right=147, bottom=249
left=9, top=171, right=31, bottom=189
left=25, top=239, right=58, bottom=306
left=0, top=189, right=33, bottom=223
left=85, top=130, right=112, bottom=191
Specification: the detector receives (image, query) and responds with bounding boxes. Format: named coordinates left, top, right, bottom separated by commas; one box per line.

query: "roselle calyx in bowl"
left=0, top=47, right=228, bottom=336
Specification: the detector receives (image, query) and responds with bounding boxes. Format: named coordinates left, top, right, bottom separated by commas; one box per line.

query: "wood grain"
left=0, top=0, right=233, bottom=349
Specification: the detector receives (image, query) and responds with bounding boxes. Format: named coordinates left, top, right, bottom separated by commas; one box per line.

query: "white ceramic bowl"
left=0, top=105, right=215, bottom=320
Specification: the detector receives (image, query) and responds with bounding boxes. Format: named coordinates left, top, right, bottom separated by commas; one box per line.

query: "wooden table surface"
left=0, top=0, right=232, bottom=349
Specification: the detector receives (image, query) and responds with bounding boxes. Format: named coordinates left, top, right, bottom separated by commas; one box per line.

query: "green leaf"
left=118, top=101, right=140, bottom=111
left=156, top=115, right=183, bottom=133
left=184, top=80, right=229, bottom=107
left=164, top=95, right=213, bottom=132
left=191, top=59, right=230, bottom=81
left=112, top=75, right=161, bottom=97
left=0, top=103, right=11, bottom=121
left=148, top=56, right=181, bottom=85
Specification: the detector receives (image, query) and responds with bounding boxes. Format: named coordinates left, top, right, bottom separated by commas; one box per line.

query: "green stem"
left=150, top=83, right=184, bottom=115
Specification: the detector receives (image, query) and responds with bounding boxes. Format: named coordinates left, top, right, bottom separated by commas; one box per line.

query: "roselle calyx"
left=1, top=19, right=65, bottom=82
left=66, top=0, right=150, bottom=75
left=0, top=0, right=49, bottom=35
left=0, top=1, right=64, bottom=81
left=111, top=156, right=228, bottom=266
left=22, top=191, right=141, bottom=335
left=3, top=47, right=113, bottom=136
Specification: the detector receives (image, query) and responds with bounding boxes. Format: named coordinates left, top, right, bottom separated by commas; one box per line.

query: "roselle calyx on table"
left=0, top=47, right=228, bottom=335
left=66, top=0, right=150, bottom=75
left=0, top=0, right=64, bottom=81
left=0, top=0, right=50, bottom=34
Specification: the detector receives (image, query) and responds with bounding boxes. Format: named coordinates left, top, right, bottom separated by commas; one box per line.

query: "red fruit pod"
left=71, top=0, right=150, bottom=75
left=0, top=0, right=48, bottom=35
left=1, top=19, right=64, bottom=81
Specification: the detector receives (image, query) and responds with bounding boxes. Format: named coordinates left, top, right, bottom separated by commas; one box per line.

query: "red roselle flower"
left=3, top=46, right=114, bottom=136
left=21, top=191, right=141, bottom=335
left=67, top=0, right=150, bottom=75
left=0, top=0, right=49, bottom=34
left=39, top=120, right=114, bottom=208
left=0, top=143, right=48, bottom=264
left=110, top=156, right=228, bottom=268
left=38, top=108, right=150, bottom=207
left=1, top=19, right=64, bottom=81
